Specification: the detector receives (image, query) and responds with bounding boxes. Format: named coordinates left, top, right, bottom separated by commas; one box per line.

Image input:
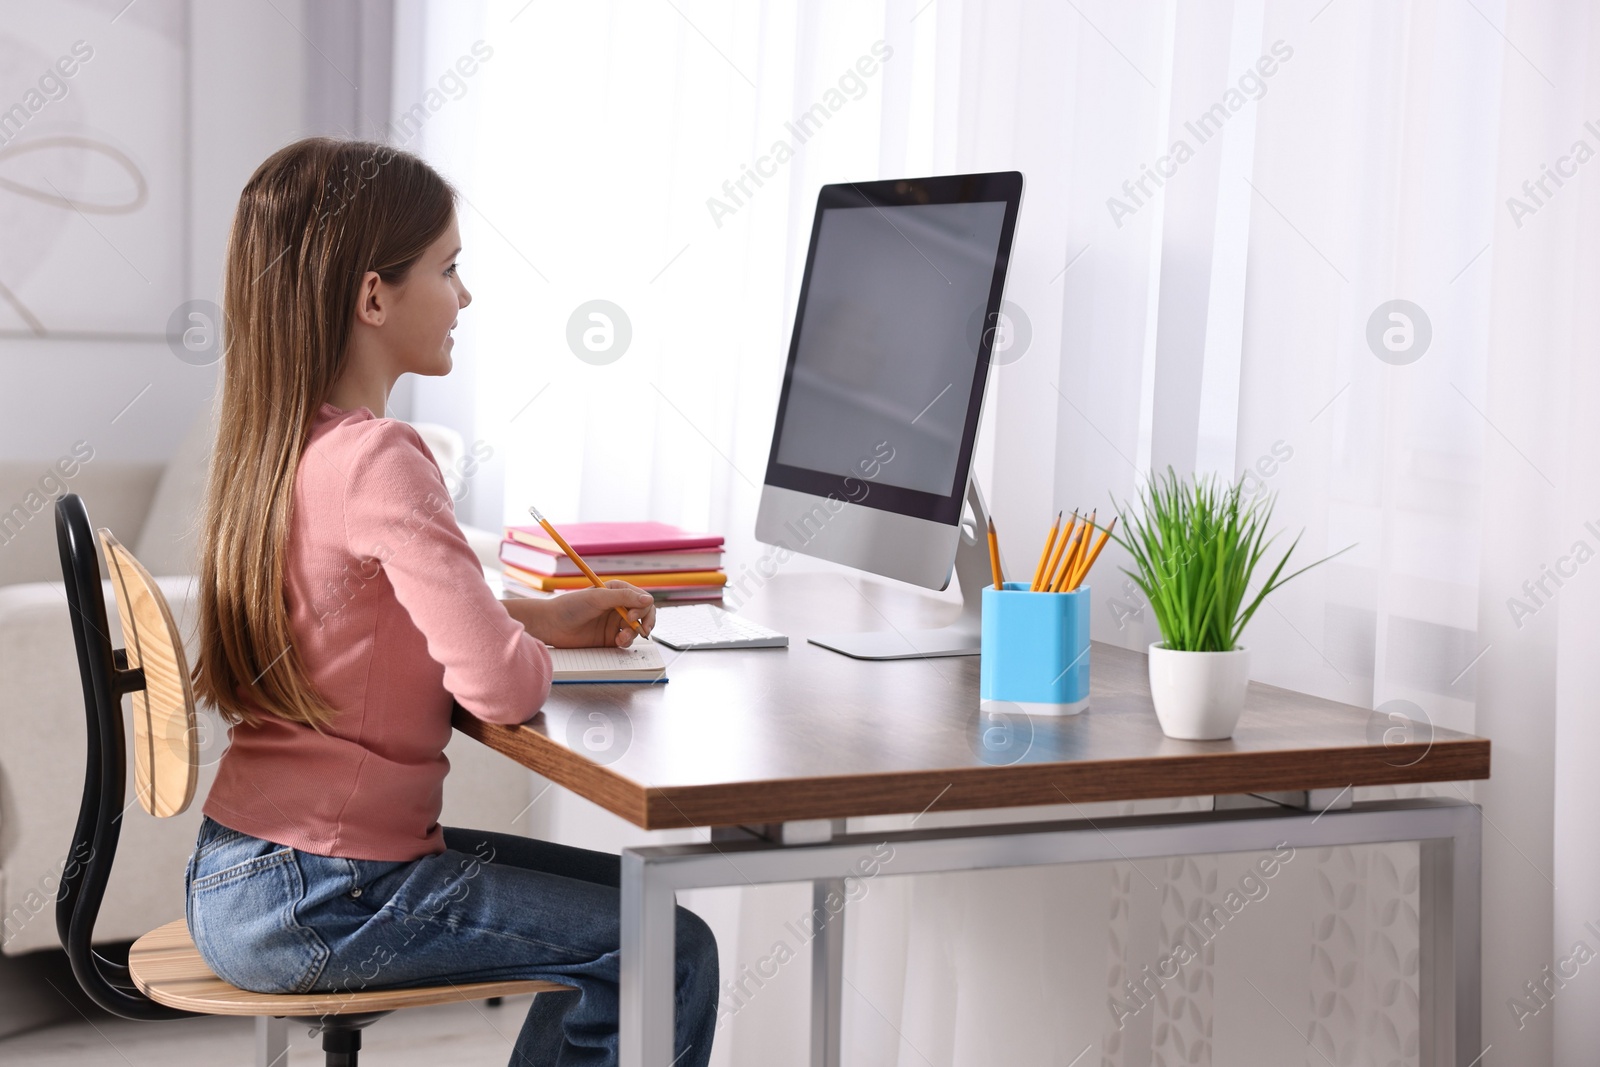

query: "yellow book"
left=503, top=563, right=728, bottom=592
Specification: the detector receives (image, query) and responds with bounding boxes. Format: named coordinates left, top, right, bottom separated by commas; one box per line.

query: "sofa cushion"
left=409, top=422, right=463, bottom=482
left=133, top=403, right=218, bottom=576
left=131, top=408, right=475, bottom=579
left=0, top=462, right=162, bottom=586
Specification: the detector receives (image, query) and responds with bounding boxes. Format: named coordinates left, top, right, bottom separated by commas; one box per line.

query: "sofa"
left=0, top=402, right=529, bottom=1035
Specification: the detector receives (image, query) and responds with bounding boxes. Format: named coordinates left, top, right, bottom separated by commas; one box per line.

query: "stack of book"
left=499, top=520, right=726, bottom=603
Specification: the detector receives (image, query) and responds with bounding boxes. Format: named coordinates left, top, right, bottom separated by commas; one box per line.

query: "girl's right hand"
left=538, top=581, right=656, bottom=648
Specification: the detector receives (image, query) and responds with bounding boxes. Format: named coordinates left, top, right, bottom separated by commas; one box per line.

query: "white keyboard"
left=650, top=604, right=789, bottom=650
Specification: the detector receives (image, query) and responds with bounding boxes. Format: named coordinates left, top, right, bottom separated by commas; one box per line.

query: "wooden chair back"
left=98, top=529, right=198, bottom=818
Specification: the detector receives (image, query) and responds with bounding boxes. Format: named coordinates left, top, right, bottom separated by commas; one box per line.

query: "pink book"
left=504, top=520, right=724, bottom=556
left=499, top=539, right=724, bottom=576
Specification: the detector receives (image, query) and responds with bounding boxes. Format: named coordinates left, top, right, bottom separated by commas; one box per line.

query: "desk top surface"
left=454, top=572, right=1490, bottom=829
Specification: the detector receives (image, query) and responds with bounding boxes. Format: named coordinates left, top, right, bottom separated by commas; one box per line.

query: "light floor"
left=0, top=994, right=536, bottom=1065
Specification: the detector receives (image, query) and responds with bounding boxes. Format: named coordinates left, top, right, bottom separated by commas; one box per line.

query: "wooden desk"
left=456, top=573, right=1487, bottom=1067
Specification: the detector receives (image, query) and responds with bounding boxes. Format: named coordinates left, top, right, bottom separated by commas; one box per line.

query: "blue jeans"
left=184, top=815, right=718, bottom=1066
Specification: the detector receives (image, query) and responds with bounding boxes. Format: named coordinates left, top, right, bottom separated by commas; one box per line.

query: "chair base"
left=296, top=1011, right=388, bottom=1067
left=256, top=1012, right=390, bottom=1067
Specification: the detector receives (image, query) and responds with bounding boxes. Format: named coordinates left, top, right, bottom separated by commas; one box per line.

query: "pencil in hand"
left=527, top=504, right=649, bottom=641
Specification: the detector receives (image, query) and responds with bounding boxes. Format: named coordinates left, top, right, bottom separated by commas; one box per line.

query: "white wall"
left=0, top=0, right=393, bottom=467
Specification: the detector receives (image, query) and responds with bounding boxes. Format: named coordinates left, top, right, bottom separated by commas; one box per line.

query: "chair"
left=53, top=492, right=572, bottom=1066
left=0, top=408, right=529, bottom=1014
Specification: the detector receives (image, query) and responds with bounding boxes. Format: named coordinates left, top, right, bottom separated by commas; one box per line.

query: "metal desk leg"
left=255, top=1015, right=288, bottom=1067
left=1419, top=806, right=1483, bottom=1066
left=621, top=850, right=678, bottom=1067
left=811, top=878, right=846, bottom=1067
left=710, top=820, right=846, bottom=1067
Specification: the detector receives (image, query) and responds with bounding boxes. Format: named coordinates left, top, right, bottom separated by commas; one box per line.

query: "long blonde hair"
left=192, top=137, right=456, bottom=729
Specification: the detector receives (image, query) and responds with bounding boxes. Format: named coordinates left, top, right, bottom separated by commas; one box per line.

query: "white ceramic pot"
left=1146, top=643, right=1251, bottom=740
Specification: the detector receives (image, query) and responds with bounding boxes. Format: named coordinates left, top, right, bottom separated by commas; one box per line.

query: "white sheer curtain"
left=397, top=1, right=1597, bottom=1063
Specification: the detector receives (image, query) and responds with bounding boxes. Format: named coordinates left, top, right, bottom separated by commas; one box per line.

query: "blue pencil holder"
left=980, top=581, right=1091, bottom=715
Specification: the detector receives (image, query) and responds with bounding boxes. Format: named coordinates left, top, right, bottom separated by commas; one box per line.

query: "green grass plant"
left=1112, top=468, right=1350, bottom=653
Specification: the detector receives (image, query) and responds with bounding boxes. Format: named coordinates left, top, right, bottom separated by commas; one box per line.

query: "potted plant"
left=1112, top=468, right=1349, bottom=740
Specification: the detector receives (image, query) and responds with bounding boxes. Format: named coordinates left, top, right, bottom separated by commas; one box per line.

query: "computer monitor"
left=754, top=172, right=1024, bottom=659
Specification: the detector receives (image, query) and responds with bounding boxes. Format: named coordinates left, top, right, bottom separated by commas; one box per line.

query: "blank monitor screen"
left=764, top=174, right=1022, bottom=526
left=775, top=202, right=1007, bottom=496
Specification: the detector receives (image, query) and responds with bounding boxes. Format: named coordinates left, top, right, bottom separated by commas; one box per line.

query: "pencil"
left=987, top=516, right=1004, bottom=589
left=1049, top=520, right=1086, bottom=592
left=1041, top=510, right=1078, bottom=593
left=1068, top=515, right=1116, bottom=591
left=1060, top=510, right=1097, bottom=591
left=1045, top=512, right=1080, bottom=591
left=1030, top=511, right=1062, bottom=591
left=527, top=504, right=648, bottom=640
left=1058, top=509, right=1099, bottom=591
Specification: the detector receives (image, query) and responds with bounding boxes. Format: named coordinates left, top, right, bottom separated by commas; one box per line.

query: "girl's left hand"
left=542, top=580, right=656, bottom=648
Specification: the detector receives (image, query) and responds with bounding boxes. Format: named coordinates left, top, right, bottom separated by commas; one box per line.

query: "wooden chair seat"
left=128, top=920, right=573, bottom=1016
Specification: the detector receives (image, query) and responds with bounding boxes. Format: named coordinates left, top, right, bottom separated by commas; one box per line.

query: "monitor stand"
left=808, top=478, right=996, bottom=660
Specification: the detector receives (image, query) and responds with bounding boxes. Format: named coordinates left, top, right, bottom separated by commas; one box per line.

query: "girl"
left=188, top=136, right=718, bottom=1066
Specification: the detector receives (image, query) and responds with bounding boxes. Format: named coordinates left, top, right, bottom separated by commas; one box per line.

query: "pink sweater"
left=203, top=401, right=552, bottom=860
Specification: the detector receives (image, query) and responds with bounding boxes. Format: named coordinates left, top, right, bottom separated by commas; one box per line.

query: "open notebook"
left=548, top=642, right=668, bottom=684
